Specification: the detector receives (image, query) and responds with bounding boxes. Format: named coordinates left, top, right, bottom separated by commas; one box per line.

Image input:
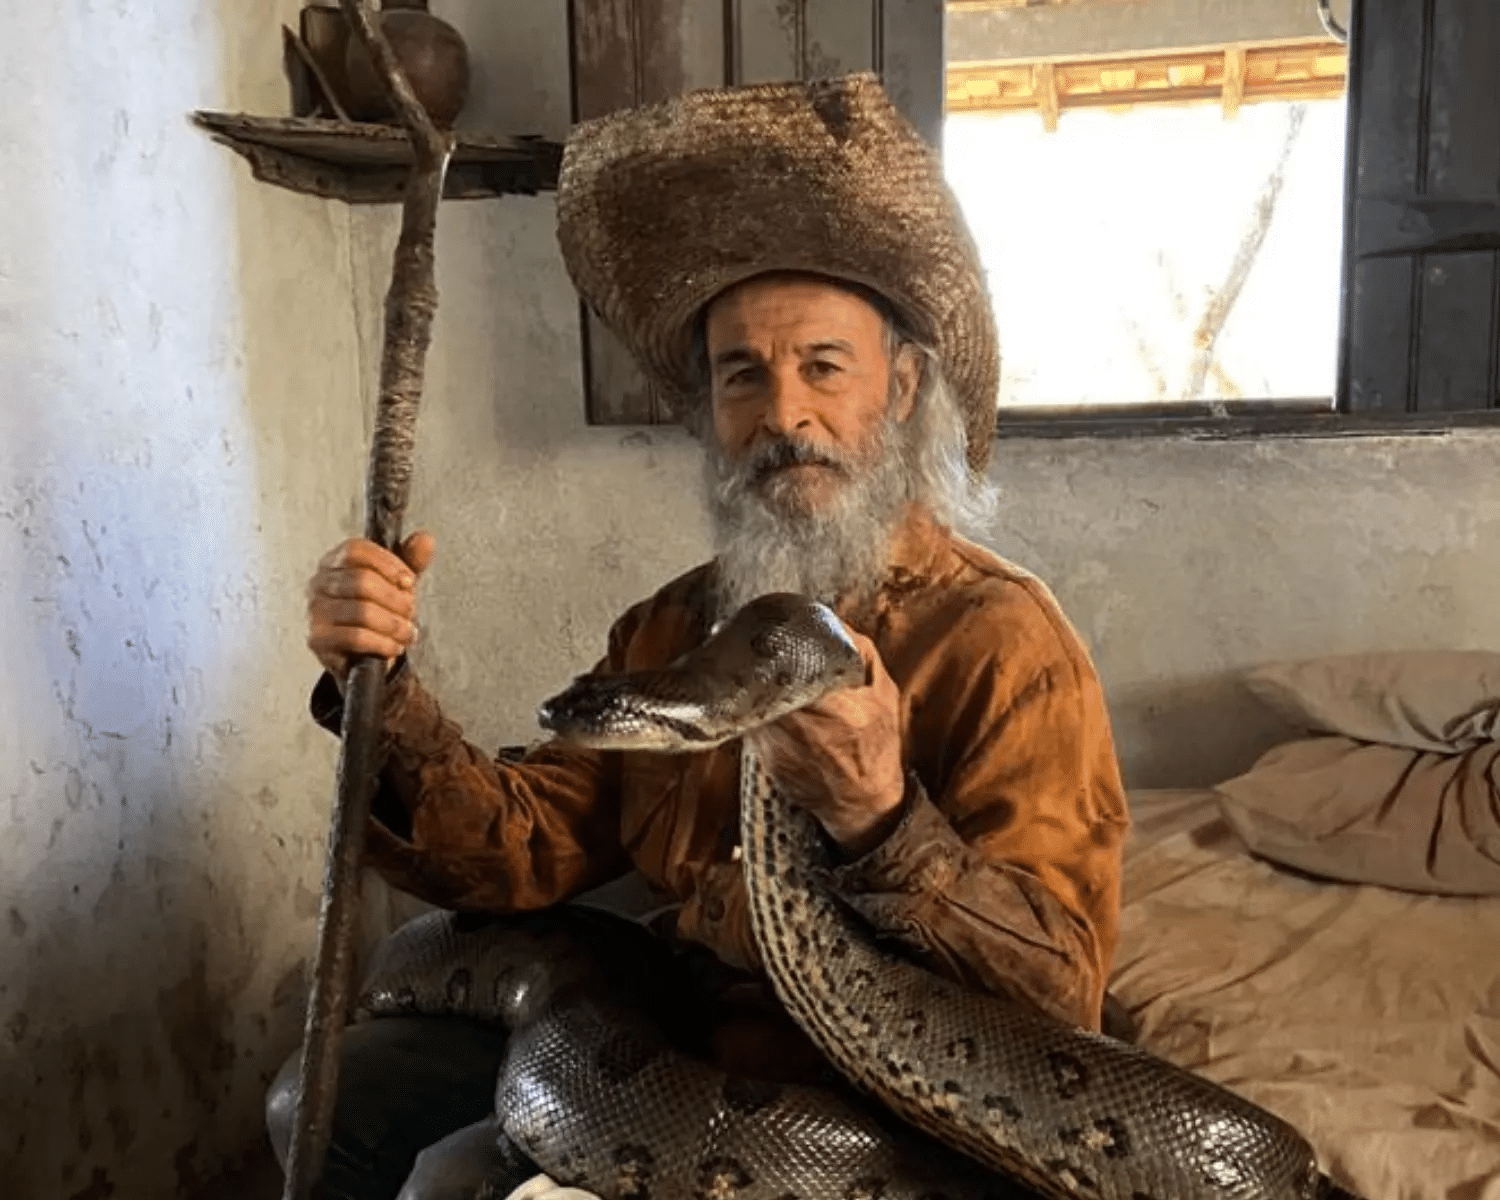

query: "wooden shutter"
left=1339, top=0, right=1500, bottom=413
left=570, top=0, right=944, bottom=425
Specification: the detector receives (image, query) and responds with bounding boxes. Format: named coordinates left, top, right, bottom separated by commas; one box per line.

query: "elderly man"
left=282, top=75, right=1129, bottom=1200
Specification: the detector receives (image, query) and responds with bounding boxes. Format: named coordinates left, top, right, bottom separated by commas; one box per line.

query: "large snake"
left=355, top=594, right=1364, bottom=1200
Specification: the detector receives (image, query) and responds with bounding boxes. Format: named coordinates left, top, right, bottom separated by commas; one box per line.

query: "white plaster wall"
left=983, top=432, right=1500, bottom=788
left=0, top=2, right=370, bottom=1195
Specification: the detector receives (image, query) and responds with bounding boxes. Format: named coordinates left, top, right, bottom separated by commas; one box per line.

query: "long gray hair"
left=888, top=336, right=997, bottom=536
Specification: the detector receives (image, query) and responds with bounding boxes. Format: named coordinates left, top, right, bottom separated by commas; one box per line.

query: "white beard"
left=703, top=419, right=910, bottom=620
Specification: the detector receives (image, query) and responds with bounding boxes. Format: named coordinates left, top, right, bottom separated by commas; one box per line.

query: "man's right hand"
left=306, top=531, right=436, bottom=690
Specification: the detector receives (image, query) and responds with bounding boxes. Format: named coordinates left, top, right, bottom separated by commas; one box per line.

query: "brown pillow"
left=1216, top=737, right=1500, bottom=895
left=1245, top=650, right=1500, bottom=753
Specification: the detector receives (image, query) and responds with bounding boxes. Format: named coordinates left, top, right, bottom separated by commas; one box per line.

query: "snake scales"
left=355, top=594, right=1363, bottom=1200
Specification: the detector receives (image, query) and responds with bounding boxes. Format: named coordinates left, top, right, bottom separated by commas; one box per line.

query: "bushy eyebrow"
left=803, top=339, right=856, bottom=358
left=711, top=338, right=857, bottom=370
left=711, top=346, right=761, bottom=371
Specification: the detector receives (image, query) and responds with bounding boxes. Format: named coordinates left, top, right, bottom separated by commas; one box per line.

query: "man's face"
left=705, top=275, right=918, bottom=514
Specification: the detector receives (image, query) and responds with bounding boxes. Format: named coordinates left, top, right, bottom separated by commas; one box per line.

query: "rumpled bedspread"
left=1113, top=790, right=1500, bottom=1200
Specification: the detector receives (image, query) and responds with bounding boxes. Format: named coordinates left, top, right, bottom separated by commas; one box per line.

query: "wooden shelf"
left=193, top=112, right=563, bottom=204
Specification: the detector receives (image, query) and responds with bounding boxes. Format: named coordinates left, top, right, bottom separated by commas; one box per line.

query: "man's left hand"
left=744, top=629, right=907, bottom=858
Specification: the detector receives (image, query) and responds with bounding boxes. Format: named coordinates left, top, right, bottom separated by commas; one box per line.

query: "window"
left=942, top=0, right=1500, bottom=428
left=945, top=98, right=1347, bottom=411
left=941, top=2, right=1352, bottom=420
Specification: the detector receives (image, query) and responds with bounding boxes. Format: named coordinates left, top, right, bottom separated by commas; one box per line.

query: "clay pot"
left=343, top=0, right=470, bottom=128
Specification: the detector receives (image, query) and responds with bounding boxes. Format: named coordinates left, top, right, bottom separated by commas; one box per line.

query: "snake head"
left=540, top=675, right=655, bottom=747
left=539, top=669, right=728, bottom=751
left=537, top=593, right=868, bottom=753
left=736, top=593, right=866, bottom=687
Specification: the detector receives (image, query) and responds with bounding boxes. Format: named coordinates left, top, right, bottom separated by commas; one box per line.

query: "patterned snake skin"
left=358, top=906, right=1017, bottom=1198
left=356, top=594, right=1365, bottom=1200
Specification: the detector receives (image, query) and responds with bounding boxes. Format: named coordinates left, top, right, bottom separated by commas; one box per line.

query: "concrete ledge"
left=994, top=405, right=1500, bottom=440
left=948, top=0, right=1351, bottom=64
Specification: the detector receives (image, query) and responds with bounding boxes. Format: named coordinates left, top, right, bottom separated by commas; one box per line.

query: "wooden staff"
left=281, top=5, right=453, bottom=1197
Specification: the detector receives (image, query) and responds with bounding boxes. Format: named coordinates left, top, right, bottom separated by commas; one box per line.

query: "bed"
left=1114, top=786, right=1500, bottom=1200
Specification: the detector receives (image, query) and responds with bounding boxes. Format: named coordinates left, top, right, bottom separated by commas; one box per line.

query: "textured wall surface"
left=0, top=2, right=370, bottom=1195
left=3, top=0, right=1497, bottom=1195
left=983, top=432, right=1500, bottom=787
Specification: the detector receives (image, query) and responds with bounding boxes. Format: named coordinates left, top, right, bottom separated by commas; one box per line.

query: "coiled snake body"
left=357, top=594, right=1360, bottom=1200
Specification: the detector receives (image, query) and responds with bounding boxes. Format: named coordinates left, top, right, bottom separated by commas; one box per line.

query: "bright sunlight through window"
left=944, top=99, right=1348, bottom=410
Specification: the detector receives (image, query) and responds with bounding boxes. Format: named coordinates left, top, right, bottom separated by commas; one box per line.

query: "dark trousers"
left=264, top=904, right=710, bottom=1200
left=266, top=1016, right=530, bottom=1200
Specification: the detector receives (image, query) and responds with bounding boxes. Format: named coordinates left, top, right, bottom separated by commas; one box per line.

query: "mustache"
left=739, top=436, right=853, bottom=486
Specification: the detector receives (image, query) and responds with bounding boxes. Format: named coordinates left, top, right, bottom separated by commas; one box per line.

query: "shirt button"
left=704, top=895, right=726, bottom=922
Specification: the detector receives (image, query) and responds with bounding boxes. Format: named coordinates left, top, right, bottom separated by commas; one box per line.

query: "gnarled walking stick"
left=281, top=5, right=453, bottom=1198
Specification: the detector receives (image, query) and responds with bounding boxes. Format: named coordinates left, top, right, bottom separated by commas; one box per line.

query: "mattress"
left=1113, top=790, right=1500, bottom=1200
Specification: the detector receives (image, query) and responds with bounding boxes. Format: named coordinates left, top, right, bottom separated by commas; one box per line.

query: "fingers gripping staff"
left=535, top=593, right=1363, bottom=1200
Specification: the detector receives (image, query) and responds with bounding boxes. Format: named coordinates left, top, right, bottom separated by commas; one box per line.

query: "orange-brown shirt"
left=320, top=517, right=1130, bottom=1030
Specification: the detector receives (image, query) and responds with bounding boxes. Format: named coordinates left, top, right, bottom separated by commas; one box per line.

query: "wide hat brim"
left=556, top=73, right=1000, bottom=473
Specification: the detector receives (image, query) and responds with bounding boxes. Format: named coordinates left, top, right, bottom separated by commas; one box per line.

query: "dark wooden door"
left=570, top=0, right=944, bottom=425
left=1339, top=0, right=1500, bottom=412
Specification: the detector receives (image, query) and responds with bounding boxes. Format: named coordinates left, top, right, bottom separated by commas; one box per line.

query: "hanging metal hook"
left=1317, top=0, right=1348, bottom=43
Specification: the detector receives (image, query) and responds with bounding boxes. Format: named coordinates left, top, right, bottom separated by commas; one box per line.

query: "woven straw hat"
left=555, top=73, right=1000, bottom=472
